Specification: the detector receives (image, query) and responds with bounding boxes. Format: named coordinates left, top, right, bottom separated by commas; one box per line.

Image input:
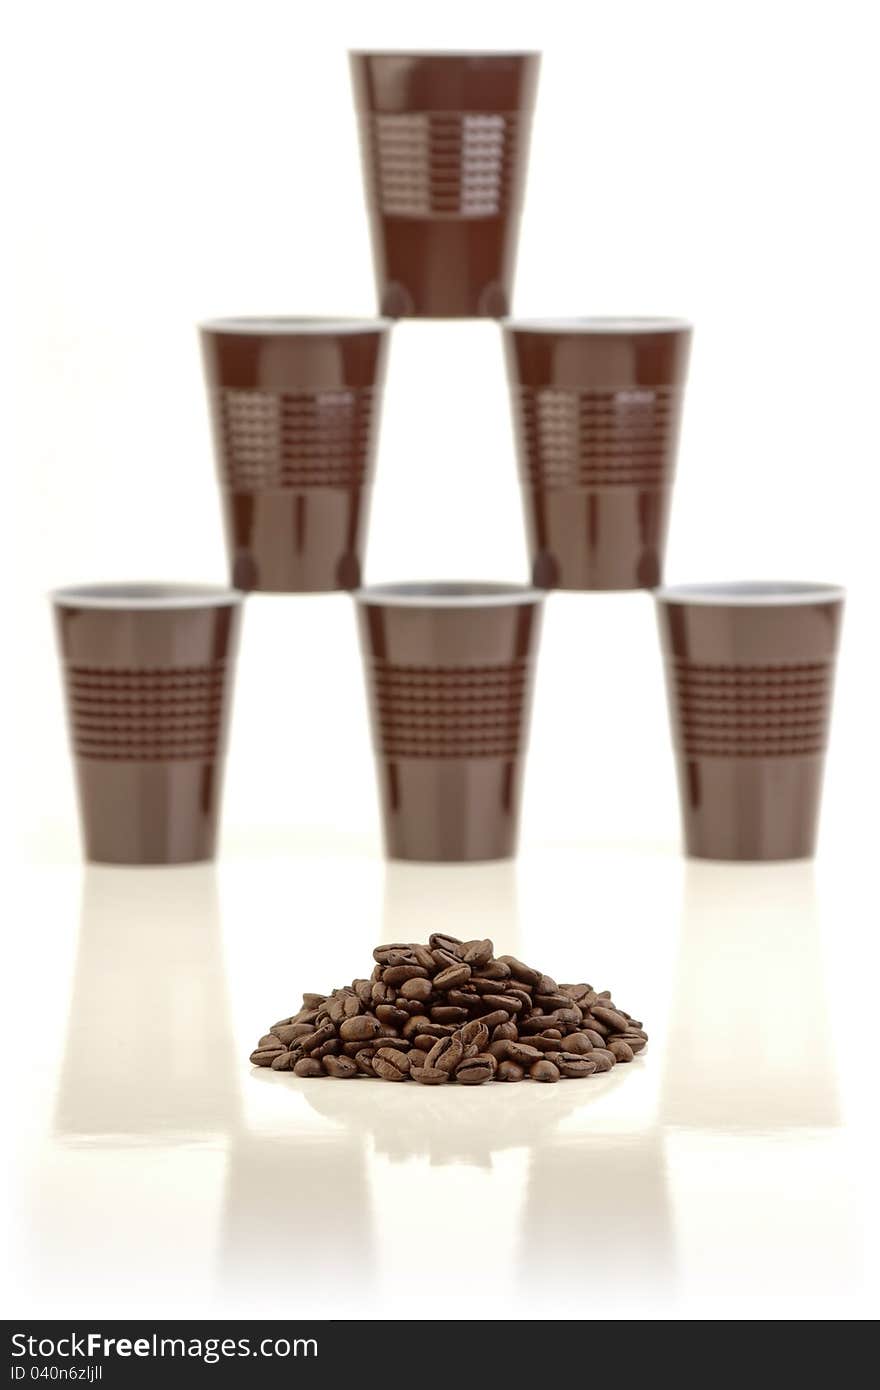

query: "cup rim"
left=51, top=582, right=244, bottom=610
left=198, top=316, right=393, bottom=336
left=348, top=48, right=541, bottom=59
left=354, top=581, right=545, bottom=608
left=502, top=316, right=691, bottom=335
left=654, top=581, right=845, bottom=607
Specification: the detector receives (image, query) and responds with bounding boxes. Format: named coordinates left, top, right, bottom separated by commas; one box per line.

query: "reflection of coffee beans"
left=250, top=934, right=647, bottom=1087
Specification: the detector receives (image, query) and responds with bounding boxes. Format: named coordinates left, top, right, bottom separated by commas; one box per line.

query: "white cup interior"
left=502, top=316, right=690, bottom=334
left=51, top=583, right=243, bottom=610
left=354, top=581, right=544, bottom=608
left=654, top=581, right=844, bottom=606
left=199, top=317, right=391, bottom=335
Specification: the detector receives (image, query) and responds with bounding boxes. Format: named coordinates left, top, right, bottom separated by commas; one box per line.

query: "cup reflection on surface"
left=380, top=860, right=524, bottom=956
left=660, top=861, right=839, bottom=1129
left=55, top=866, right=241, bottom=1138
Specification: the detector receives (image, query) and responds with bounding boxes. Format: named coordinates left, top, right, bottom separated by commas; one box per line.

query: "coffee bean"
left=375, top=1004, right=409, bottom=1027
left=480, top=993, right=523, bottom=1014
left=301, top=993, right=328, bottom=1009
left=529, top=1035, right=564, bottom=1052
left=582, top=1029, right=607, bottom=1048
left=428, top=933, right=464, bottom=954
left=492, top=1022, right=518, bottom=1042
left=354, top=1050, right=376, bottom=1076
left=462, top=938, right=494, bottom=966
left=353, top=979, right=373, bottom=1006
left=496, top=956, right=541, bottom=987
left=592, top=1006, right=630, bottom=1033
left=311, top=1038, right=340, bottom=1059
left=478, top=1010, right=512, bottom=1031
left=478, top=959, right=511, bottom=981
left=250, top=1048, right=280, bottom=1067
left=339, top=1014, right=381, bottom=1043
left=497, top=1060, right=525, bottom=1082
left=383, top=964, right=429, bottom=987
left=447, top=990, right=478, bottom=1009
left=373, top=944, right=415, bottom=965
left=371, top=983, right=396, bottom=1006
left=530, top=1060, right=560, bottom=1083
left=411, top=1065, right=450, bottom=1085
left=504, top=1042, right=543, bottom=1066
left=585, top=1048, right=616, bottom=1072
left=456, top=1056, right=495, bottom=1085
left=411, top=944, right=436, bottom=971
left=458, top=1020, right=490, bottom=1050
left=549, top=1052, right=598, bottom=1079
left=399, top=976, right=433, bottom=1002
left=607, top=1039, right=635, bottom=1063
left=615, top=1034, right=647, bottom=1054
left=434, top=964, right=472, bottom=991
left=293, top=1057, right=324, bottom=1078
left=536, top=993, right=577, bottom=1012
left=426, top=1036, right=464, bottom=1073
left=582, top=1015, right=610, bottom=1036
left=258, top=1033, right=286, bottom=1049
left=373, top=1048, right=411, bottom=1081
left=270, top=1050, right=293, bottom=1070
left=430, top=1006, right=468, bottom=1023
left=322, top=1056, right=358, bottom=1079
left=402, top=1015, right=431, bottom=1039
left=537, top=974, right=558, bottom=996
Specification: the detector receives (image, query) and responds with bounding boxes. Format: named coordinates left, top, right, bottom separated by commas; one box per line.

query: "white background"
left=3, top=0, right=879, bottom=1322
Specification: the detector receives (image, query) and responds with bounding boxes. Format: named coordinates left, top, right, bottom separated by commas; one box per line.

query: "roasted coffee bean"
left=430, top=1006, right=469, bottom=1023
left=591, top=1006, right=629, bottom=1033
left=383, top=964, right=429, bottom=988
left=475, top=1010, right=510, bottom=1032
left=400, top=976, right=433, bottom=1002
left=295, top=1023, right=336, bottom=1054
left=375, top=1004, right=409, bottom=1027
left=447, top=990, right=479, bottom=1009
left=428, top=933, right=463, bottom=954
left=294, top=1057, right=324, bottom=1078
left=585, top=1048, right=616, bottom=1072
left=373, top=944, right=416, bottom=965
left=536, top=993, right=577, bottom=1012
left=426, top=1036, right=464, bottom=1073
left=456, top=1056, right=495, bottom=1085
left=458, top=1020, right=490, bottom=1049
left=530, top=1059, right=560, bottom=1083
left=250, top=1048, right=280, bottom=1067
left=322, top=1056, right=358, bottom=1079
left=480, top=993, right=523, bottom=1014
left=411, top=1065, right=450, bottom=1085
left=433, top=963, right=472, bottom=991
left=548, top=1052, right=598, bottom=1079
left=478, top=959, right=511, bottom=981
left=497, top=956, right=541, bottom=987
left=503, top=1042, right=543, bottom=1066
left=373, top=1048, right=411, bottom=1081
left=462, top=938, right=494, bottom=966
left=497, top=1060, right=525, bottom=1082
left=250, top=939, right=646, bottom=1087
left=339, top=1014, right=381, bottom=1043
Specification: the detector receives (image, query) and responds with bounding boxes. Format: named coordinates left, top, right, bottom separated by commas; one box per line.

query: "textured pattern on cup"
left=200, top=320, right=390, bottom=592
left=350, top=53, right=540, bottom=318
left=355, top=583, right=544, bottom=861
left=503, top=319, right=691, bottom=590
left=53, top=584, right=242, bottom=864
left=655, top=583, right=844, bottom=861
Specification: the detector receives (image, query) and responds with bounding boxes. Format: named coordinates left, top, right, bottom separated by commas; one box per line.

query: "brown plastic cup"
left=200, top=318, right=391, bottom=593
left=350, top=51, right=541, bottom=318
left=53, top=583, right=243, bottom=864
left=354, top=582, right=544, bottom=861
left=655, top=582, right=845, bottom=861
left=503, top=318, right=692, bottom=590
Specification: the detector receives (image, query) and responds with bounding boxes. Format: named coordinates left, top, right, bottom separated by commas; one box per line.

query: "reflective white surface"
left=4, top=842, right=875, bottom=1320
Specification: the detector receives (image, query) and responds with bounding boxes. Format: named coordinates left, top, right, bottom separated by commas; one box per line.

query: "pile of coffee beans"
left=250, top=935, right=646, bottom=1085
